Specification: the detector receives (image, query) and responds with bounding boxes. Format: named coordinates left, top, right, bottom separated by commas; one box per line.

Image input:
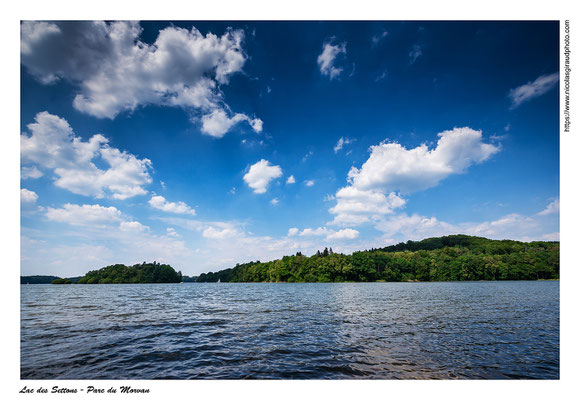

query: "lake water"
left=20, top=281, right=559, bottom=379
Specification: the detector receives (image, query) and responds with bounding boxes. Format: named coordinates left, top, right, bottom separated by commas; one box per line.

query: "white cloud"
left=270, top=198, right=279, bottom=205
left=537, top=199, right=560, bottom=216
left=21, top=189, right=38, bottom=203
left=166, top=227, right=179, bottom=237
left=347, top=127, right=500, bottom=194
left=44, top=203, right=154, bottom=236
left=286, top=175, right=296, bottom=184
left=317, top=40, right=347, bottom=80
left=371, top=31, right=388, bottom=46
left=249, top=118, right=263, bottom=133
left=21, top=166, right=43, bottom=179
left=541, top=232, right=560, bottom=241
left=327, top=228, right=360, bottom=240
left=301, top=151, right=313, bottom=162
left=46, top=203, right=122, bottom=226
left=374, top=211, right=555, bottom=243
left=409, top=44, right=422, bottom=64
left=490, top=134, right=508, bottom=141
left=374, top=213, right=456, bottom=239
left=305, top=180, right=315, bottom=187
left=375, top=70, right=388, bottom=82
left=508, top=72, right=559, bottom=109
left=21, top=21, right=260, bottom=137
left=149, top=195, right=196, bottom=215
left=299, top=227, right=329, bottom=237
left=329, top=187, right=406, bottom=226
left=468, top=214, right=538, bottom=238
left=291, top=226, right=359, bottom=241
left=334, top=137, right=354, bottom=153
left=202, top=226, right=240, bottom=239
left=243, top=159, right=282, bottom=194
left=201, top=109, right=262, bottom=138
left=22, top=221, right=195, bottom=277
left=329, top=127, right=499, bottom=227
left=120, top=221, right=149, bottom=232
left=21, top=112, right=152, bottom=199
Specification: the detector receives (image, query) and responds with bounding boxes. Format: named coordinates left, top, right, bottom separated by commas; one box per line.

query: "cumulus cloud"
left=537, top=199, right=560, bottom=216
left=347, top=127, right=500, bottom=194
left=148, top=195, right=196, bottom=215
left=334, top=137, right=354, bottom=153
left=201, top=109, right=263, bottom=138
left=329, top=127, right=499, bottom=226
left=249, top=118, right=263, bottom=133
left=304, top=180, right=315, bottom=187
left=120, top=221, right=149, bottom=232
left=21, top=166, right=43, bottom=179
left=46, top=203, right=123, bottom=226
left=21, top=112, right=152, bottom=199
left=243, top=159, right=282, bottom=194
left=327, top=228, right=360, bottom=240
left=286, top=175, right=296, bottom=184
left=299, top=227, right=329, bottom=237
left=317, top=40, right=347, bottom=80
left=270, top=198, right=279, bottom=205
left=329, top=187, right=406, bottom=226
left=21, top=189, right=38, bottom=203
left=287, top=227, right=299, bottom=237
left=21, top=21, right=261, bottom=137
left=45, top=202, right=152, bottom=234
left=508, top=72, right=559, bottom=109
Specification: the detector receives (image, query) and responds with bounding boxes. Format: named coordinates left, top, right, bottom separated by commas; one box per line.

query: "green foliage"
left=196, top=235, right=560, bottom=283
left=21, top=275, right=61, bottom=284
left=51, top=278, right=72, bottom=284
left=76, top=262, right=182, bottom=284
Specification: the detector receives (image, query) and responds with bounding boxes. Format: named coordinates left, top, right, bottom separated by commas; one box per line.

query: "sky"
left=20, top=21, right=560, bottom=277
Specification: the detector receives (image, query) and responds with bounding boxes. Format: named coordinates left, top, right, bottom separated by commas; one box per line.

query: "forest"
left=76, top=262, right=182, bottom=284
left=196, top=235, right=559, bottom=283
left=21, top=275, right=61, bottom=284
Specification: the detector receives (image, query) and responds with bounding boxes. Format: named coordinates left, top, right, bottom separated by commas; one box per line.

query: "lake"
left=20, top=281, right=559, bottom=379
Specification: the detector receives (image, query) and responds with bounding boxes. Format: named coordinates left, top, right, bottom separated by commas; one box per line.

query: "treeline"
left=76, top=262, right=182, bottom=284
left=197, top=235, right=559, bottom=283
left=22, top=276, right=83, bottom=284
left=21, top=275, right=61, bottom=284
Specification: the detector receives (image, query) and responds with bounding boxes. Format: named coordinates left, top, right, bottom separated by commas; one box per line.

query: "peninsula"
left=76, top=262, right=182, bottom=284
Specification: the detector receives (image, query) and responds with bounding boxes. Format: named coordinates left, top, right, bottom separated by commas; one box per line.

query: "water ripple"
left=21, top=281, right=559, bottom=379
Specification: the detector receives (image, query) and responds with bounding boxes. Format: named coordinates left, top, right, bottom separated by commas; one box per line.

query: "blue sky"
left=20, top=21, right=559, bottom=277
